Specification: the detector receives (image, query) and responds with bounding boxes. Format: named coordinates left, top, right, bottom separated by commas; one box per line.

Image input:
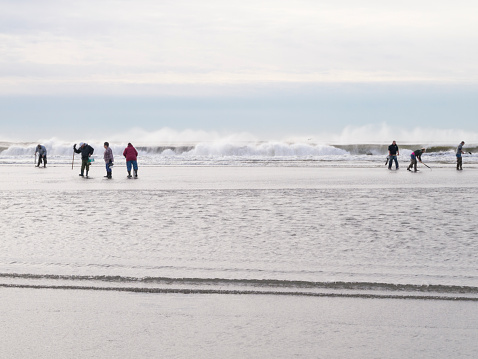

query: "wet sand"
left=1, top=165, right=477, bottom=358
left=1, top=287, right=477, bottom=359
left=1, top=164, right=477, bottom=191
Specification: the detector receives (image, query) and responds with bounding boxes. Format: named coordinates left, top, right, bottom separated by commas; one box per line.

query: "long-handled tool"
left=72, top=151, right=75, bottom=170
left=421, top=162, right=432, bottom=170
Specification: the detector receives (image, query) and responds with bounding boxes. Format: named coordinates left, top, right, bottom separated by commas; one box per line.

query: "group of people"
left=34, top=140, right=471, bottom=176
left=386, top=140, right=469, bottom=172
left=72, top=142, right=139, bottom=179
left=35, top=142, right=139, bottom=179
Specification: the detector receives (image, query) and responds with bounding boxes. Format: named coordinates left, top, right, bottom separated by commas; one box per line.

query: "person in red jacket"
left=123, top=143, right=139, bottom=178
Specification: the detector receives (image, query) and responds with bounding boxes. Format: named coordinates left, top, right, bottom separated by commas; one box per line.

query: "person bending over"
left=35, top=144, right=47, bottom=168
left=407, top=148, right=426, bottom=172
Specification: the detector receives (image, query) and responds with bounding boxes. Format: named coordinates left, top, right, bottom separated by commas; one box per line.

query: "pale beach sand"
left=1, top=165, right=477, bottom=358
left=1, top=288, right=478, bottom=359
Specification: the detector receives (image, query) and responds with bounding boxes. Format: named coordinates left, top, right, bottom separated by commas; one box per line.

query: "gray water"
left=1, top=166, right=477, bottom=299
left=1, top=165, right=478, bottom=358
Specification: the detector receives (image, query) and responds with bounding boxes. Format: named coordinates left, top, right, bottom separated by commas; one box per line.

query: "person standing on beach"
left=456, top=141, right=465, bottom=170
left=35, top=144, right=47, bottom=168
left=123, top=142, right=138, bottom=178
left=407, top=148, right=426, bottom=172
left=73, top=142, right=94, bottom=177
left=103, top=142, right=114, bottom=179
left=388, top=141, right=399, bottom=170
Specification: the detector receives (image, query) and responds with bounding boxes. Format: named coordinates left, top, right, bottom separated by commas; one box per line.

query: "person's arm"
left=89, top=147, right=94, bottom=157
left=73, top=144, right=81, bottom=154
left=397, top=146, right=399, bottom=156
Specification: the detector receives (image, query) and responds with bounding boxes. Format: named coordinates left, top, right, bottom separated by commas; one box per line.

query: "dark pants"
left=106, top=162, right=112, bottom=173
left=408, top=155, right=417, bottom=171
left=81, top=159, right=90, bottom=175
left=388, top=155, right=398, bottom=169
left=457, top=156, right=462, bottom=170
left=37, top=155, right=47, bottom=167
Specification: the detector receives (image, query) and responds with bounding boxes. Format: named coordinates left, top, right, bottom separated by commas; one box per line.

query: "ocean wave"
left=0, top=140, right=347, bottom=157
left=1, top=140, right=476, bottom=156
left=1, top=140, right=477, bottom=167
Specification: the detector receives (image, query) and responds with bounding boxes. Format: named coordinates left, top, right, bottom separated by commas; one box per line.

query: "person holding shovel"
left=407, top=148, right=426, bottom=172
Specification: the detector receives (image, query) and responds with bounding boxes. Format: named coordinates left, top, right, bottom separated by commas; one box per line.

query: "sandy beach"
left=1, top=165, right=477, bottom=358
left=1, top=288, right=477, bottom=359
left=3, top=0, right=478, bottom=356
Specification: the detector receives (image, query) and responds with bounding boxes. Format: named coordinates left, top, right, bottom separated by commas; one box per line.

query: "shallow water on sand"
left=2, top=165, right=478, bottom=358
left=0, top=166, right=477, bottom=297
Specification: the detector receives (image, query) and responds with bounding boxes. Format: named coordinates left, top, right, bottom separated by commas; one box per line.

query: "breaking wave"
left=1, top=138, right=477, bottom=166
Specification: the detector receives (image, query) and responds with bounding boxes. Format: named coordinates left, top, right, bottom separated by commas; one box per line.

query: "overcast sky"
left=1, top=0, right=477, bottom=142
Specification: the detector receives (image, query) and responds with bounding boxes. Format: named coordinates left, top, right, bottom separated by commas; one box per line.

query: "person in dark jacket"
left=35, top=144, right=47, bottom=168
left=103, top=142, right=114, bottom=179
left=456, top=141, right=465, bottom=170
left=388, top=140, right=399, bottom=170
left=407, top=148, right=426, bottom=172
left=123, top=143, right=139, bottom=178
left=73, top=142, right=94, bottom=177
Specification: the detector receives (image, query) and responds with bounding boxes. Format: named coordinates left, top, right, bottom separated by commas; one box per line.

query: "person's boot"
left=104, top=172, right=109, bottom=178
left=79, top=171, right=84, bottom=177
left=108, top=171, right=112, bottom=179
left=134, top=169, right=138, bottom=178
left=127, top=171, right=132, bottom=178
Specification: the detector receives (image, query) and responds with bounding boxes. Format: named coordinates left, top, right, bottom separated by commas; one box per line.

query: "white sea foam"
left=1, top=125, right=477, bottom=166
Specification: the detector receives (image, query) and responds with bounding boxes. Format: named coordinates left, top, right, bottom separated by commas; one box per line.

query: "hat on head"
left=79, top=142, right=85, bottom=147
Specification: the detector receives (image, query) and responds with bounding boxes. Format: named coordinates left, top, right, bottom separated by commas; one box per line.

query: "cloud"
left=106, top=127, right=258, bottom=145
left=306, top=123, right=478, bottom=145
left=1, top=0, right=478, bottom=95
